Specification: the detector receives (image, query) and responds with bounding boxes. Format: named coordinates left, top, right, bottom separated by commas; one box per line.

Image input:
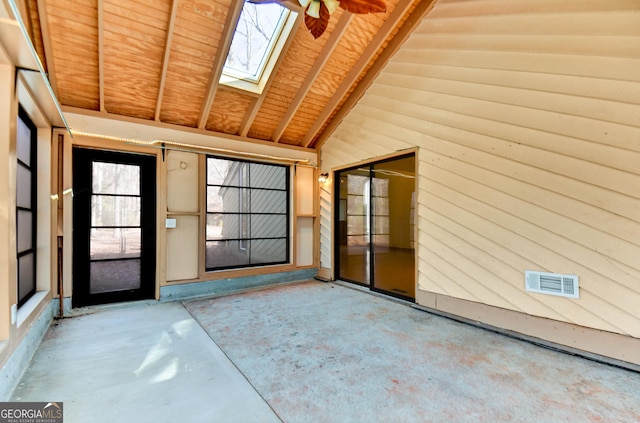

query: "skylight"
left=221, top=1, right=297, bottom=93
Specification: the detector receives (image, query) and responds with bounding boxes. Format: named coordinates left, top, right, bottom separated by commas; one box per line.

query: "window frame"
left=16, top=105, right=38, bottom=307
left=220, top=2, right=298, bottom=94
left=205, top=155, right=290, bottom=272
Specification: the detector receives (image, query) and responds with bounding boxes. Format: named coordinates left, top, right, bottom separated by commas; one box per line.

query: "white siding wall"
left=321, top=0, right=640, bottom=337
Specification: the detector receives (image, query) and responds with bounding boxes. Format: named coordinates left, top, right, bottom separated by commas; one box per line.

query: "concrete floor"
left=12, top=281, right=640, bottom=422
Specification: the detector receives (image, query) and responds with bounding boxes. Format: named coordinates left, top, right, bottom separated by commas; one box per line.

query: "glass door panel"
left=73, top=148, right=156, bottom=307
left=337, top=168, right=371, bottom=285
left=335, top=154, right=416, bottom=301
left=371, top=156, right=416, bottom=299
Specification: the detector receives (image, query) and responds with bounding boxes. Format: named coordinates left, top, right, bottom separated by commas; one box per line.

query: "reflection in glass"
left=206, top=156, right=289, bottom=270
left=18, top=253, right=35, bottom=301
left=250, top=163, right=286, bottom=189
left=206, top=186, right=225, bottom=213
left=207, top=159, right=232, bottom=185
left=337, top=168, right=371, bottom=285
left=372, top=156, right=415, bottom=298
left=16, top=118, right=31, bottom=165
left=337, top=156, right=416, bottom=299
left=206, top=240, right=250, bottom=268
left=17, top=165, right=32, bottom=208
left=17, top=210, right=33, bottom=253
left=251, top=214, right=285, bottom=238
left=251, top=239, right=286, bottom=263
left=251, top=189, right=286, bottom=213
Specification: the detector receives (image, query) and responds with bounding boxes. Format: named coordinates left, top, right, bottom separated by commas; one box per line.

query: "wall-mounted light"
left=318, top=172, right=329, bottom=183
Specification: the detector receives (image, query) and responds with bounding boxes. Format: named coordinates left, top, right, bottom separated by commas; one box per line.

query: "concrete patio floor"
left=11, top=281, right=640, bottom=422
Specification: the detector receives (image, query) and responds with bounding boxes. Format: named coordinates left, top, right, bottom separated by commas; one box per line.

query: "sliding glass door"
left=335, top=154, right=416, bottom=301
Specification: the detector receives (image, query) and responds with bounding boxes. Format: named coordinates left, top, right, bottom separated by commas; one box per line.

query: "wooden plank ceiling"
left=22, top=0, right=429, bottom=149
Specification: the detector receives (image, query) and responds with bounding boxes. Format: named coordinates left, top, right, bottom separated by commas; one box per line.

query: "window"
left=206, top=156, right=289, bottom=270
left=16, top=107, right=37, bottom=306
left=220, top=1, right=297, bottom=94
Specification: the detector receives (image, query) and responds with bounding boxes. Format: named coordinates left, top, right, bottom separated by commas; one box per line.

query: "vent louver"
left=525, top=271, right=579, bottom=299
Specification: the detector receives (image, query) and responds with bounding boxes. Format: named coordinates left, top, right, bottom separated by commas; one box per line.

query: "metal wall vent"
left=525, top=271, right=579, bottom=299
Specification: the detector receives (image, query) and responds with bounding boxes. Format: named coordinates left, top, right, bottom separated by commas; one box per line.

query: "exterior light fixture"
left=318, top=172, right=329, bottom=183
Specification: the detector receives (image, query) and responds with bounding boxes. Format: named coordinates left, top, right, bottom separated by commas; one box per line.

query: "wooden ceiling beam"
left=304, top=0, right=434, bottom=148
left=98, top=0, right=105, bottom=112
left=196, top=0, right=245, bottom=130
left=238, top=11, right=303, bottom=137
left=16, top=0, right=34, bottom=41
left=62, top=105, right=316, bottom=154
left=154, top=0, right=180, bottom=121
left=272, top=11, right=353, bottom=143
left=36, top=0, right=58, bottom=96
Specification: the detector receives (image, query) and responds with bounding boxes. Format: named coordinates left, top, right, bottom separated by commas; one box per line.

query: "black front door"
left=73, top=148, right=156, bottom=307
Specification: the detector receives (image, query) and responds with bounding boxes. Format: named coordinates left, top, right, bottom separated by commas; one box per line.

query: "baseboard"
left=415, top=290, right=640, bottom=371
left=0, top=300, right=55, bottom=401
left=159, top=268, right=317, bottom=302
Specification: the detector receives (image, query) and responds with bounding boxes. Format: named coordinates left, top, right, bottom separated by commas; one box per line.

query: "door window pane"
left=91, top=195, right=141, bottom=227
left=372, top=156, right=415, bottom=299
left=90, top=228, right=141, bottom=260
left=90, top=259, right=141, bottom=293
left=92, top=162, right=140, bottom=195
left=338, top=168, right=371, bottom=285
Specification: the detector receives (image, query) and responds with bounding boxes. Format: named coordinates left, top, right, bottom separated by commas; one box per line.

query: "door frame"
left=333, top=151, right=417, bottom=302
left=72, top=147, right=157, bottom=307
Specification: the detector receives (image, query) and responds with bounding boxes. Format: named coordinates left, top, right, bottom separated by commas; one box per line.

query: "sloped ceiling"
left=19, top=0, right=435, bottom=150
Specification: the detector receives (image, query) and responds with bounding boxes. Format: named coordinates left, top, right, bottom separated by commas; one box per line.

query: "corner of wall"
left=0, top=299, right=55, bottom=401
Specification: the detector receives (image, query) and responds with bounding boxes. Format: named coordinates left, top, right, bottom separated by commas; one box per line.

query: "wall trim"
left=416, top=290, right=640, bottom=371
left=329, top=147, right=418, bottom=174
left=160, top=268, right=317, bottom=302
left=0, top=300, right=55, bottom=401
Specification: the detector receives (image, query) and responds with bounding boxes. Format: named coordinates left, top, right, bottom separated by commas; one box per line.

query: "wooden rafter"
left=62, top=105, right=314, bottom=154
left=36, top=0, right=424, bottom=151
left=154, top=0, right=180, bottom=121
left=36, top=0, right=58, bottom=96
left=303, top=0, right=426, bottom=148
left=196, top=0, right=245, bottom=130
left=238, top=10, right=303, bottom=137
left=17, top=0, right=34, bottom=42
left=272, top=11, right=353, bottom=143
left=312, top=0, right=437, bottom=150
left=98, top=0, right=105, bottom=112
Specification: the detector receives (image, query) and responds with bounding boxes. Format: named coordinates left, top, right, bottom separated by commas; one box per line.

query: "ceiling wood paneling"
left=24, top=0, right=430, bottom=150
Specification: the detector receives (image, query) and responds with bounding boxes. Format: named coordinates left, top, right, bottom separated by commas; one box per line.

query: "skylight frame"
left=221, top=2, right=299, bottom=95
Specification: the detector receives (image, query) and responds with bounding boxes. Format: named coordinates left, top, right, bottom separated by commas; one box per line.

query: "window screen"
left=206, top=156, right=289, bottom=270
